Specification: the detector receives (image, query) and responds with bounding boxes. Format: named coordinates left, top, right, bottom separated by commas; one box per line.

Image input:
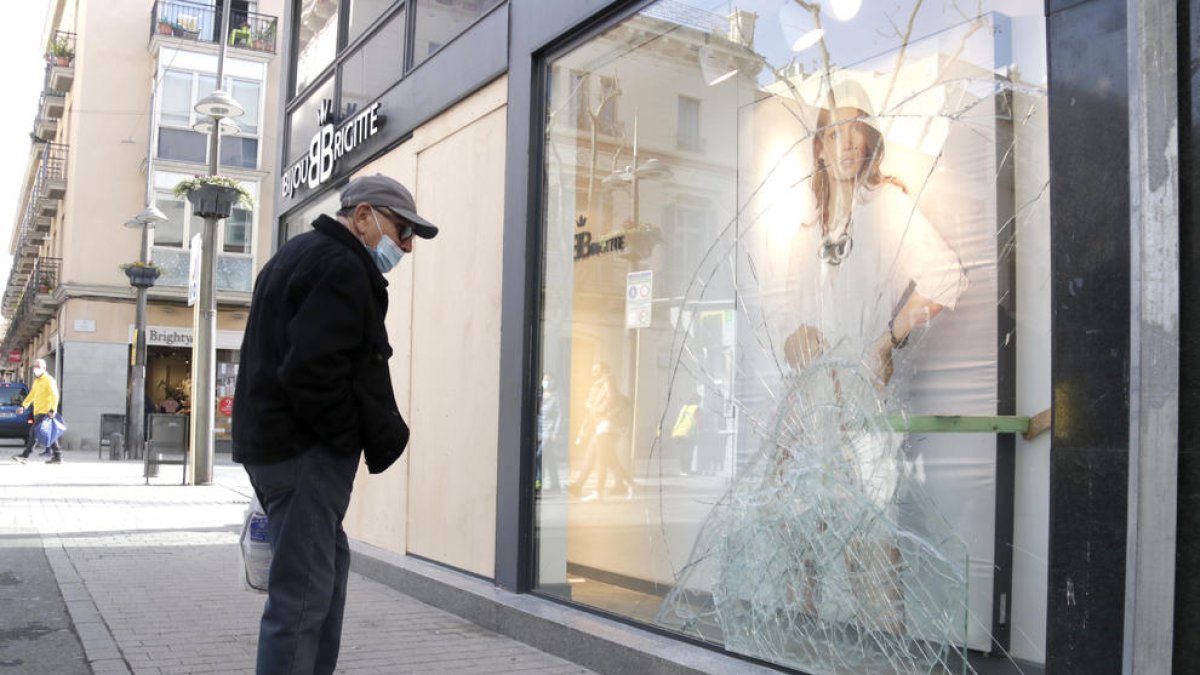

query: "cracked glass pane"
left=535, top=2, right=1050, bottom=673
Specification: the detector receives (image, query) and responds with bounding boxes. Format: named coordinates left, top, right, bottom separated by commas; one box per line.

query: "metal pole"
left=188, top=0, right=231, bottom=485
left=128, top=226, right=152, bottom=460
left=129, top=65, right=162, bottom=462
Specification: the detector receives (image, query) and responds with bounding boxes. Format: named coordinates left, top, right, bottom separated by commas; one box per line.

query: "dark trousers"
left=21, top=414, right=60, bottom=459
left=244, top=443, right=361, bottom=675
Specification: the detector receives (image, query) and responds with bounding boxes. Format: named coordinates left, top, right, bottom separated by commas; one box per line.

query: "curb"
left=349, top=540, right=777, bottom=675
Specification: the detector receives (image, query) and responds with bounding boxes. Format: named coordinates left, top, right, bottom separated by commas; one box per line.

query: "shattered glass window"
left=533, top=1, right=1051, bottom=673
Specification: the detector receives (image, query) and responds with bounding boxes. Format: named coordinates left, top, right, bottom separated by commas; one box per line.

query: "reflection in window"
left=287, top=77, right=336, bottom=164
left=676, top=95, right=701, bottom=152
left=340, top=10, right=406, bottom=119
left=220, top=137, right=259, bottom=169
left=157, top=71, right=262, bottom=168
left=570, top=70, right=620, bottom=136
left=412, top=0, right=500, bottom=64
left=155, top=190, right=187, bottom=247
left=536, top=2, right=1052, bottom=674
left=160, top=70, right=193, bottom=127
left=151, top=172, right=257, bottom=290
left=158, top=128, right=208, bottom=164
left=348, top=0, right=396, bottom=44
left=224, top=205, right=252, bottom=254
left=282, top=190, right=341, bottom=242
left=230, top=79, right=261, bottom=135
left=295, top=0, right=339, bottom=94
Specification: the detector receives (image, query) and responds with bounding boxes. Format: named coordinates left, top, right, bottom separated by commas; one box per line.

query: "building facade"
left=283, top=0, right=1189, bottom=673
left=2, top=0, right=283, bottom=450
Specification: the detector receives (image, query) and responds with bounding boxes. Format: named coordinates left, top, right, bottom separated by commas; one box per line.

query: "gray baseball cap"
left=340, top=174, right=438, bottom=239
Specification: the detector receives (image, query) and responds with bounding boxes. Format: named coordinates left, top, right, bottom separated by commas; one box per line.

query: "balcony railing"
left=151, top=1, right=277, bottom=54
left=0, top=258, right=62, bottom=355
left=46, top=30, right=76, bottom=92
left=35, top=143, right=68, bottom=205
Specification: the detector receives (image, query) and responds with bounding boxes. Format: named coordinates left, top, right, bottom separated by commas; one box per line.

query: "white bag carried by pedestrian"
left=238, top=494, right=271, bottom=593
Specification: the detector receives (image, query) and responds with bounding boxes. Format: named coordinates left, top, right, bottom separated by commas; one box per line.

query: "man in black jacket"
left=232, top=174, right=437, bottom=675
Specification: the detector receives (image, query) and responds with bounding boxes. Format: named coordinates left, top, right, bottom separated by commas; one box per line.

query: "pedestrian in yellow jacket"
left=12, top=358, right=62, bottom=464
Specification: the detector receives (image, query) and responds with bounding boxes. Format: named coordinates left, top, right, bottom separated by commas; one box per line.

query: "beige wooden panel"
left=404, top=108, right=507, bottom=578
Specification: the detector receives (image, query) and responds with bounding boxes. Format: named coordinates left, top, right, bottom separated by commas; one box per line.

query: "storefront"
left=276, top=1, right=1194, bottom=673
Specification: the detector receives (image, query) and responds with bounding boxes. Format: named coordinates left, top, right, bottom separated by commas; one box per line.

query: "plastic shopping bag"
left=34, top=414, right=67, bottom=447
left=238, top=495, right=272, bottom=593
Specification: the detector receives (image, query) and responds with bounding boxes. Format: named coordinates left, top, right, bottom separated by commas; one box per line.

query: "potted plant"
left=120, top=261, right=162, bottom=289
left=258, top=21, right=276, bottom=52
left=174, top=175, right=253, bottom=220
left=157, top=18, right=174, bottom=35
left=606, top=218, right=663, bottom=263
left=35, top=272, right=55, bottom=294
left=49, top=37, right=73, bottom=66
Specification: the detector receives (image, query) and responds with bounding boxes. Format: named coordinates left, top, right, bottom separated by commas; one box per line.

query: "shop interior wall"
left=344, top=77, right=508, bottom=578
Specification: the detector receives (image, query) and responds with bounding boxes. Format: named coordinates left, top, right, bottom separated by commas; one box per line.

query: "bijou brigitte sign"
left=282, top=99, right=384, bottom=199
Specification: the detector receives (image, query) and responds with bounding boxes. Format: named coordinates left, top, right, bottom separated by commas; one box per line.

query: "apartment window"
left=224, top=205, right=252, bottom=254
left=157, top=69, right=262, bottom=169
left=155, top=190, right=188, bottom=247
left=151, top=172, right=257, bottom=291
left=677, top=95, right=701, bottom=152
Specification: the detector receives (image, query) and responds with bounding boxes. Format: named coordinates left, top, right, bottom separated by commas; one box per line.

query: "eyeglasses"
left=375, top=206, right=414, bottom=240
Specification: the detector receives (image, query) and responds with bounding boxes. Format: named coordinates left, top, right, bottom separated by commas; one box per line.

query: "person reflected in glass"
left=567, top=361, right=635, bottom=501
left=535, top=373, right=563, bottom=492
left=780, top=81, right=968, bottom=636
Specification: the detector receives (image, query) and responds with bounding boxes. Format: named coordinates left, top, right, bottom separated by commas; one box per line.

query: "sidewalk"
left=0, top=445, right=595, bottom=675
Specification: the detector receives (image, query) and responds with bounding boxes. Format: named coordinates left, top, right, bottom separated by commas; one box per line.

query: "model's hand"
left=867, top=332, right=895, bottom=388
left=784, top=325, right=824, bottom=369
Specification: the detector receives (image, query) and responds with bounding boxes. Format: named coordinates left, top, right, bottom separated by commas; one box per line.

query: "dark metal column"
left=1046, top=0, right=1131, bottom=671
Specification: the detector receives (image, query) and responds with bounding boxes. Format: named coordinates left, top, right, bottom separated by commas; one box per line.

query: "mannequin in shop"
left=566, top=361, right=635, bottom=501
left=776, top=80, right=969, bottom=637
left=659, top=80, right=970, bottom=669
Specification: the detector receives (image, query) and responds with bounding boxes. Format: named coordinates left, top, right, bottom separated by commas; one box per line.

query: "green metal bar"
left=886, top=415, right=1031, bottom=434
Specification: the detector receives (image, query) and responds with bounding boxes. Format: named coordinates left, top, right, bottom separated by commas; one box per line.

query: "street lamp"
left=124, top=204, right=167, bottom=465
left=188, top=0, right=241, bottom=486
left=601, top=110, right=673, bottom=472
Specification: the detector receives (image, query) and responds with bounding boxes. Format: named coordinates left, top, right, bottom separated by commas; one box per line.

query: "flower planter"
left=186, top=184, right=241, bottom=219
left=158, top=22, right=173, bottom=35
left=619, top=229, right=661, bottom=263
left=124, top=265, right=161, bottom=289
left=55, top=56, right=71, bottom=67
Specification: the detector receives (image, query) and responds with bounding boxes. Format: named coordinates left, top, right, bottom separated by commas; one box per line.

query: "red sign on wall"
left=7, top=350, right=21, bottom=363
left=218, top=396, right=234, bottom=417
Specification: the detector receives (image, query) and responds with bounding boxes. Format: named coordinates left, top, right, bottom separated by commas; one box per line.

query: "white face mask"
left=365, top=209, right=406, bottom=273
left=32, top=367, right=44, bottom=377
